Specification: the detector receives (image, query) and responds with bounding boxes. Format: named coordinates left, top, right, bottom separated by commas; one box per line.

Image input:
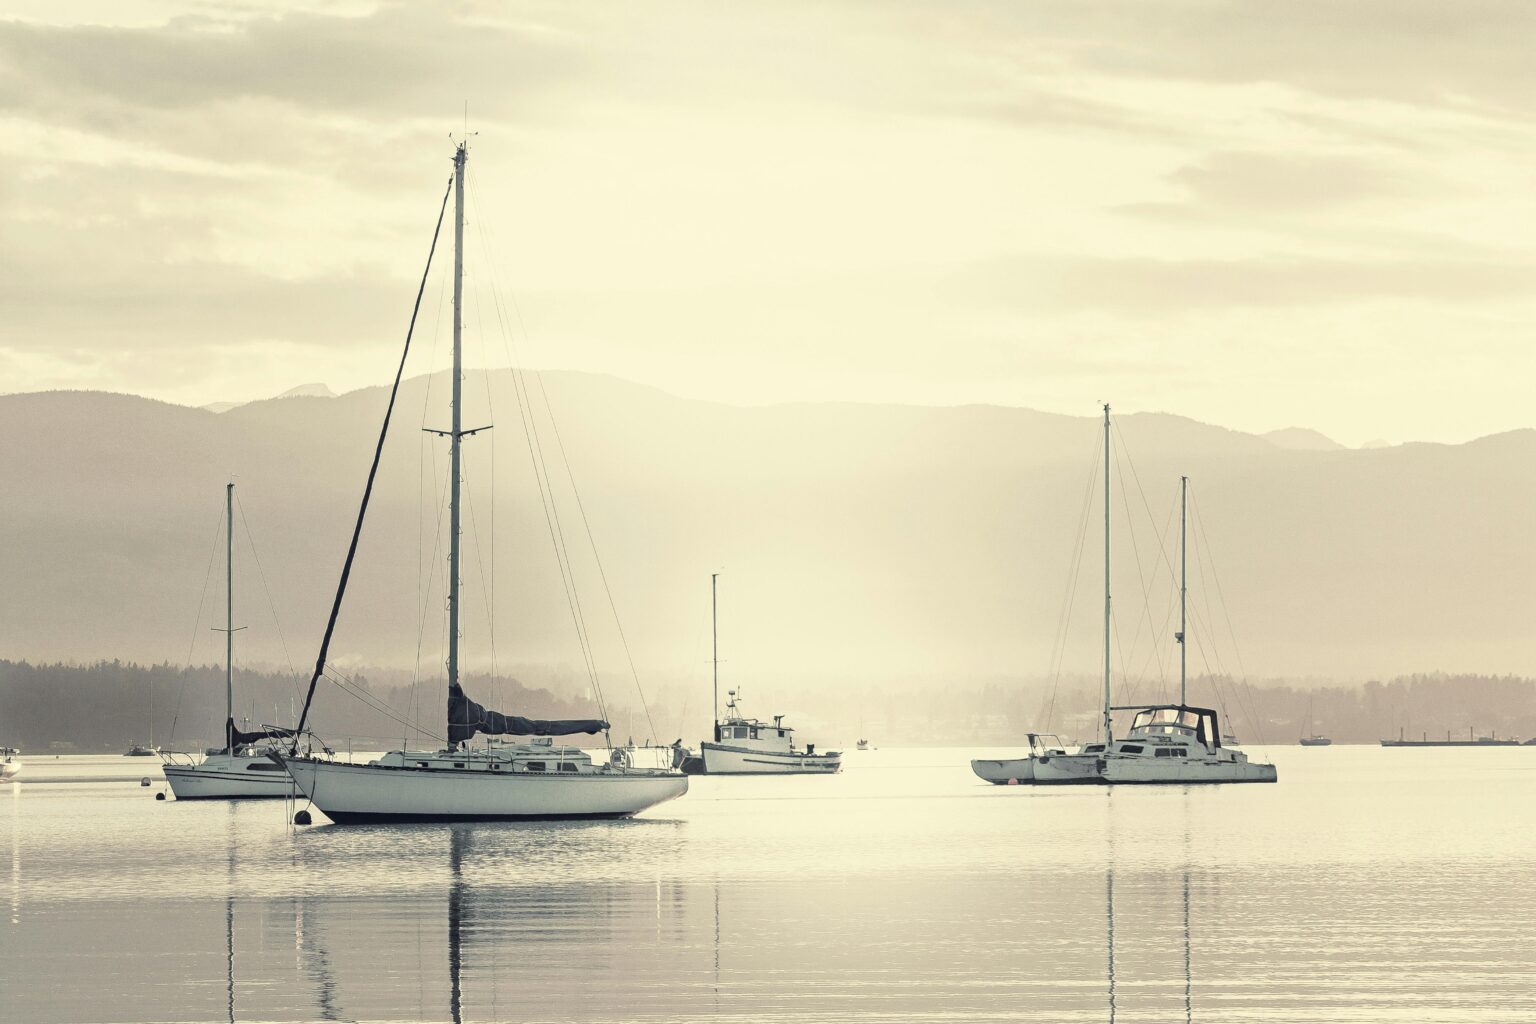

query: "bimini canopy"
left=1113, top=704, right=1222, bottom=748
left=447, top=682, right=609, bottom=744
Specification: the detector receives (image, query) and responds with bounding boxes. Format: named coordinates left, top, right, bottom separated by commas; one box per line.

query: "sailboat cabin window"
left=415, top=761, right=431, bottom=769
left=1117, top=745, right=1145, bottom=755
left=559, top=763, right=578, bottom=773
left=246, top=762, right=285, bottom=771
left=1082, top=744, right=1105, bottom=753
left=526, top=762, right=546, bottom=772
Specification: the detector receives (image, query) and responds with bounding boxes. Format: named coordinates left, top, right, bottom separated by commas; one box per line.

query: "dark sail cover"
left=227, top=719, right=299, bottom=749
left=447, top=682, right=608, bottom=744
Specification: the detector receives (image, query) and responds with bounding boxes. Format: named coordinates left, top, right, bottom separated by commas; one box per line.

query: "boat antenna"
left=1178, top=474, right=1187, bottom=707
left=1102, top=402, right=1112, bottom=745
left=711, top=572, right=720, bottom=742
left=292, top=174, right=454, bottom=748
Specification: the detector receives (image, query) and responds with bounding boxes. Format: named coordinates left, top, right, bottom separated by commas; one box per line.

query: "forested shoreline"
left=4, top=658, right=1536, bottom=751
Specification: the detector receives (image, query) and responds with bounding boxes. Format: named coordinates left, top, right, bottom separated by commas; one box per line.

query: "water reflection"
left=10, top=749, right=1536, bottom=1022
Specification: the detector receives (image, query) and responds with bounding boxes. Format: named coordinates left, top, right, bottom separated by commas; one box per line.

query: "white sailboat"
left=972, top=404, right=1116, bottom=785
left=681, top=574, right=840, bottom=776
left=163, top=483, right=299, bottom=800
left=276, top=141, right=688, bottom=823
left=974, top=410, right=1277, bottom=785
left=1093, top=475, right=1276, bottom=784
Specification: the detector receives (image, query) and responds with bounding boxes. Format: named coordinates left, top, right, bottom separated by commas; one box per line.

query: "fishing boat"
left=680, top=575, right=840, bottom=776
left=973, top=411, right=1276, bottom=785
left=162, top=484, right=300, bottom=800
left=276, top=141, right=687, bottom=823
left=0, top=747, right=21, bottom=782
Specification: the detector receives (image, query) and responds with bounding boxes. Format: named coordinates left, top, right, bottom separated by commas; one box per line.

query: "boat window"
left=735, top=728, right=748, bottom=739
left=777, top=730, right=784, bottom=738
left=415, top=761, right=431, bottom=769
left=526, top=762, right=546, bottom=772
left=453, top=762, right=466, bottom=769
left=1154, top=748, right=1173, bottom=758
left=1082, top=744, right=1104, bottom=753
left=1172, top=749, right=1188, bottom=758
left=490, top=762, right=501, bottom=771
left=1117, top=745, right=1145, bottom=754
left=246, top=763, right=285, bottom=771
left=559, top=763, right=578, bottom=773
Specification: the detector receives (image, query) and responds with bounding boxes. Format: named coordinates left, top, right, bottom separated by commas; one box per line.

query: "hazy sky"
left=5, top=1, right=1536, bottom=446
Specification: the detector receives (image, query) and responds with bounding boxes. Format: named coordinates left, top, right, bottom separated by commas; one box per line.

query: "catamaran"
left=973, top=408, right=1276, bottom=785
left=680, top=574, right=840, bottom=775
left=162, top=484, right=300, bottom=800
left=275, top=141, right=687, bottom=822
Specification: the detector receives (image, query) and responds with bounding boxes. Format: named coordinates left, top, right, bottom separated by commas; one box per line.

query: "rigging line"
left=1110, top=441, right=1163, bottom=694
left=461, top=181, right=600, bottom=694
left=465, top=249, right=501, bottom=703
left=1189, top=489, right=1267, bottom=743
left=1041, top=425, right=1103, bottom=734
left=459, top=457, right=501, bottom=687
left=467, top=177, right=622, bottom=728
left=413, top=254, right=451, bottom=746
left=322, top=667, right=446, bottom=746
left=412, top=455, right=453, bottom=748
left=532, top=370, right=660, bottom=745
left=169, top=497, right=227, bottom=745
left=234, top=493, right=298, bottom=682
left=503, top=361, right=609, bottom=722
left=1185, top=530, right=1240, bottom=734
left=294, top=174, right=453, bottom=745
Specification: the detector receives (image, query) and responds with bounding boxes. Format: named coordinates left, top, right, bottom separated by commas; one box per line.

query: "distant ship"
left=123, top=743, right=159, bottom=757
left=1381, top=727, right=1521, bottom=747
left=856, top=739, right=870, bottom=751
left=0, top=746, right=21, bottom=782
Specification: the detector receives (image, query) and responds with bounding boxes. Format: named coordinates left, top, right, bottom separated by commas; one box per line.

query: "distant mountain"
left=3, top=373, right=1534, bottom=696
left=201, top=382, right=335, bottom=414
left=1263, top=427, right=1344, bottom=452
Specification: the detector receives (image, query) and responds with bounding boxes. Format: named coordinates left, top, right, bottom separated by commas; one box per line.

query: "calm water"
left=4, top=746, right=1535, bottom=1023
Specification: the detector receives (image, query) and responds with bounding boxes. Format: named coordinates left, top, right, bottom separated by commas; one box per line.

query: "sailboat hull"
left=1097, top=758, right=1278, bottom=784
left=281, top=756, right=689, bottom=823
left=163, top=753, right=296, bottom=800
left=970, top=757, right=1037, bottom=784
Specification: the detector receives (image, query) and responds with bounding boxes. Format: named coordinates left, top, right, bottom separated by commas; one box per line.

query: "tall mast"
left=711, top=573, right=720, bottom=742
left=447, top=142, right=466, bottom=714
left=1178, top=475, right=1188, bottom=707
left=1102, top=403, right=1112, bottom=745
left=225, top=482, right=234, bottom=750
